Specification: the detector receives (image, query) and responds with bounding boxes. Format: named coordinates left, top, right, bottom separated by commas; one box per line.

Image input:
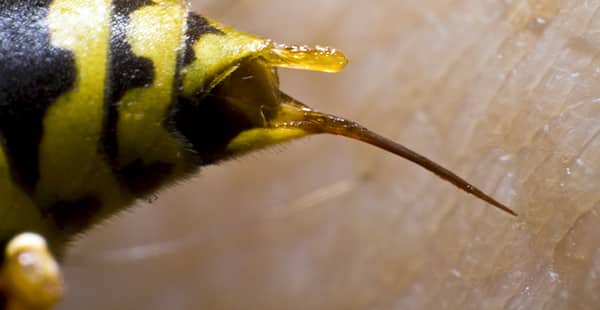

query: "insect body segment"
left=37, top=0, right=115, bottom=236
left=0, top=0, right=514, bottom=308
left=111, top=0, right=188, bottom=195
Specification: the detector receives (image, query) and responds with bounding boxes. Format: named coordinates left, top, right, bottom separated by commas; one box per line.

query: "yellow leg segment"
left=0, top=233, right=63, bottom=310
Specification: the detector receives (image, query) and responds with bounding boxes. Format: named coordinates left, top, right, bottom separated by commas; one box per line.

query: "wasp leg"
left=0, top=233, right=63, bottom=310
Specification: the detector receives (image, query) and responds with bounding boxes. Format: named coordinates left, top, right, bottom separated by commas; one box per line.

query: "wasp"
left=0, top=0, right=516, bottom=309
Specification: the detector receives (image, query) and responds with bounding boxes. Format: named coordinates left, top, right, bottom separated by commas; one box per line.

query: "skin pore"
left=61, top=0, right=599, bottom=309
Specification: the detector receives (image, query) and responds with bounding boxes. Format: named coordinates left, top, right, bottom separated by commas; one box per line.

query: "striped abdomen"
left=0, top=4, right=515, bottom=306
left=0, top=0, right=232, bottom=249
left=0, top=0, right=381, bottom=253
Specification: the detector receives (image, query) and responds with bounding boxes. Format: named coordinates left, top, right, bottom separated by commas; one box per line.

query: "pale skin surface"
left=58, top=0, right=600, bottom=309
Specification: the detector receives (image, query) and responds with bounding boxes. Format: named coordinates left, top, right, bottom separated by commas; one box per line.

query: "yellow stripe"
left=0, top=147, right=52, bottom=246
left=181, top=21, right=266, bottom=97
left=117, top=0, right=187, bottom=168
left=37, top=0, right=123, bottom=207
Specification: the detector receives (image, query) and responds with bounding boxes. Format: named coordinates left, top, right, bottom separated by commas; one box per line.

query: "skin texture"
left=58, top=0, right=600, bottom=309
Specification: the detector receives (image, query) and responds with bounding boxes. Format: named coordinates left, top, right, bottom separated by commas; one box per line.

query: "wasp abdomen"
left=0, top=0, right=208, bottom=244
left=102, top=0, right=156, bottom=167
left=0, top=0, right=513, bottom=260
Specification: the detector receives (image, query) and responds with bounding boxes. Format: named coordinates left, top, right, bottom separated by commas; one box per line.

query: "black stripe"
left=101, top=0, right=155, bottom=167
left=0, top=0, right=77, bottom=192
left=44, top=196, right=102, bottom=237
left=163, top=12, right=213, bottom=153
left=167, top=92, right=254, bottom=165
left=182, top=13, right=223, bottom=67
left=0, top=291, right=5, bottom=310
left=165, top=13, right=229, bottom=165
left=118, top=159, right=174, bottom=196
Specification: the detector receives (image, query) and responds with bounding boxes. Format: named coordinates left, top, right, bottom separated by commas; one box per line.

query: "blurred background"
left=60, top=0, right=600, bottom=309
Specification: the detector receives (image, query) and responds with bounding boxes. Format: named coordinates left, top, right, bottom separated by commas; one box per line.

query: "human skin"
left=59, top=0, right=599, bottom=309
